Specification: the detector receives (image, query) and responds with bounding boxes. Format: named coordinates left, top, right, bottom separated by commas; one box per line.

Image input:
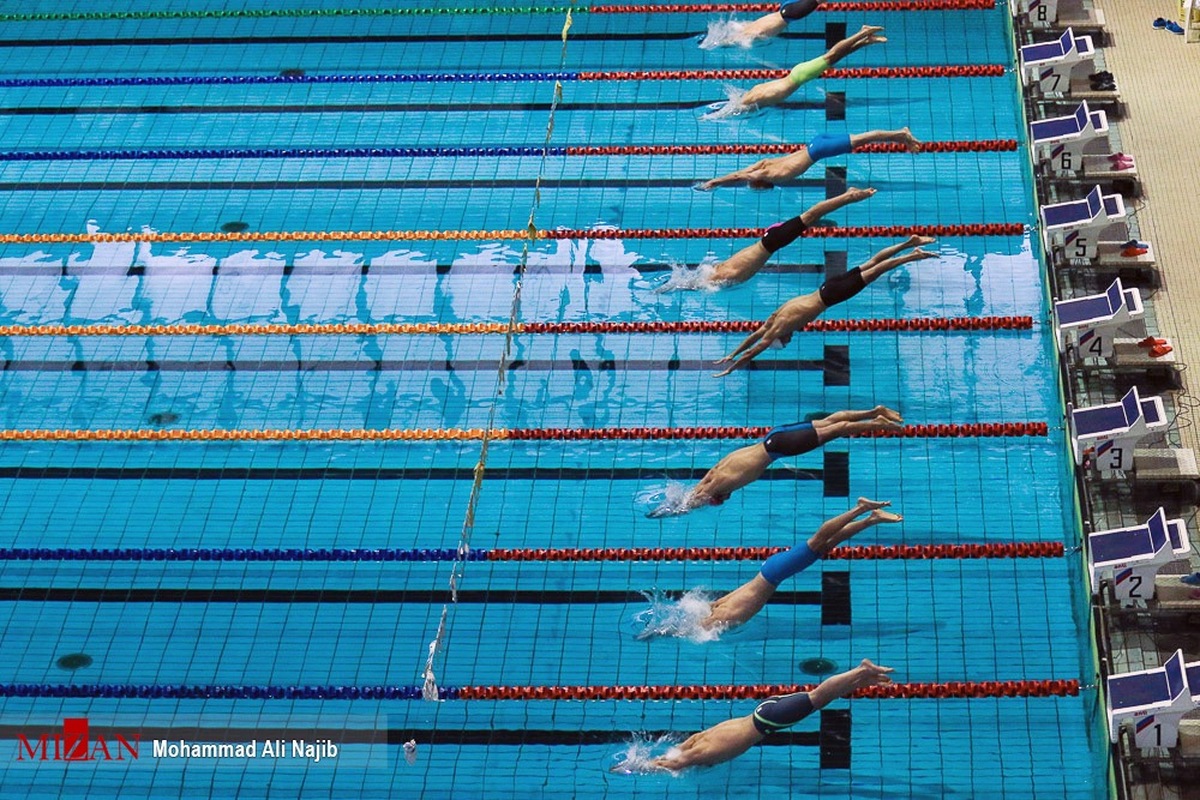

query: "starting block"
left=1013, top=0, right=1106, bottom=32
left=1088, top=507, right=1191, bottom=606
left=1019, top=27, right=1095, bottom=93
left=1041, top=185, right=1126, bottom=260
left=1030, top=101, right=1108, bottom=176
left=1055, top=277, right=1143, bottom=359
left=1108, top=650, right=1197, bottom=749
left=1070, top=386, right=1168, bottom=472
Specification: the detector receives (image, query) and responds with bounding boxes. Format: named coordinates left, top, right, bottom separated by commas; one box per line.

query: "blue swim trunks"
left=806, top=133, right=854, bottom=163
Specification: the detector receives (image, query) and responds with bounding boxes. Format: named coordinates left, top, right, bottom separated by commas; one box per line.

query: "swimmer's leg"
left=858, top=244, right=939, bottom=284
left=849, top=127, right=922, bottom=153
left=823, top=24, right=886, bottom=68
left=807, top=659, right=894, bottom=708
left=807, top=499, right=901, bottom=553
left=810, top=414, right=902, bottom=443
left=816, top=406, right=901, bottom=424
left=797, top=186, right=876, bottom=228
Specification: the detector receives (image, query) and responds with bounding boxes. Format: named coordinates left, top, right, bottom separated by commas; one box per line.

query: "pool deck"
left=1073, top=3, right=1200, bottom=798
left=1095, top=0, right=1200, bottom=460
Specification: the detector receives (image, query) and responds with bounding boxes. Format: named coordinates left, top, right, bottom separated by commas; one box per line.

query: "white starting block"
left=1041, top=185, right=1126, bottom=260
left=1088, top=507, right=1191, bottom=606
left=1019, top=27, right=1095, bottom=93
left=1069, top=386, right=1168, bottom=472
left=1108, top=650, right=1197, bottom=749
left=1030, top=101, right=1111, bottom=176
left=1055, top=278, right=1143, bottom=358
left=1013, top=0, right=1106, bottom=31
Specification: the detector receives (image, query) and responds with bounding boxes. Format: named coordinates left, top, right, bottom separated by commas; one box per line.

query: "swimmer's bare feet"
left=855, top=658, right=895, bottom=686
left=905, top=234, right=936, bottom=247
left=872, top=415, right=904, bottom=431
left=898, top=127, right=921, bottom=153
left=843, top=186, right=876, bottom=203
left=856, top=497, right=891, bottom=510
left=869, top=509, right=903, bottom=523
left=910, top=247, right=938, bottom=260
left=872, top=404, right=903, bottom=423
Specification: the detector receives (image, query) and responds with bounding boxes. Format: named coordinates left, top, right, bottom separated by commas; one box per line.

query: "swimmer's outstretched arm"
left=698, top=158, right=776, bottom=191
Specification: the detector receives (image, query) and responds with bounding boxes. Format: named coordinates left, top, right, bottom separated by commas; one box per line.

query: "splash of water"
left=608, top=732, right=684, bottom=775
left=633, top=588, right=722, bottom=643
left=698, top=19, right=753, bottom=50
left=651, top=258, right=722, bottom=293
left=701, top=84, right=755, bottom=121
left=638, top=481, right=696, bottom=518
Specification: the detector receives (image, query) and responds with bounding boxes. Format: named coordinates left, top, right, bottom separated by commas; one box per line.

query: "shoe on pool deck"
left=1167, top=20, right=1185, bottom=34
left=1181, top=573, right=1200, bottom=587
left=1138, top=336, right=1168, bottom=348
left=1121, top=246, right=1149, bottom=257
left=1121, top=239, right=1149, bottom=249
left=1150, top=343, right=1174, bottom=358
left=1153, top=17, right=1168, bottom=29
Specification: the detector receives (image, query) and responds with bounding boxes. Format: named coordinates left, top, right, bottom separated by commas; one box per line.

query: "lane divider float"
left=0, top=223, right=1025, bottom=246
left=0, top=317, right=1035, bottom=338
left=0, top=2, right=996, bottom=24
left=0, top=678, right=1078, bottom=701
left=0, top=139, right=1019, bottom=163
left=0, top=542, right=1064, bottom=562
left=0, top=65, right=1004, bottom=89
left=0, top=422, right=1049, bottom=443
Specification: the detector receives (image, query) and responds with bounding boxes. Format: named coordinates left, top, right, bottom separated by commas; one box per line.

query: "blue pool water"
left=0, top=2, right=1106, bottom=798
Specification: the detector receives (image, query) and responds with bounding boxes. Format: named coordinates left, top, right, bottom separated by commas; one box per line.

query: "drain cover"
left=800, top=657, right=837, bottom=676
left=56, top=653, right=93, bottom=671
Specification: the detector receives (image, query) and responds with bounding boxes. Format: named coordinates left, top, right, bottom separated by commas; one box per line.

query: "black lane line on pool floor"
left=0, top=351, right=844, bottom=383
left=0, top=30, right=831, bottom=48
left=825, top=165, right=848, bottom=200
left=0, top=725, right=825, bottom=748
left=820, top=709, right=851, bottom=769
left=0, top=574, right=849, bottom=623
left=0, top=587, right=822, bottom=605
left=0, top=99, right=829, bottom=116
left=821, top=572, right=852, bottom=625
left=0, top=453, right=850, bottom=496
left=0, top=177, right=829, bottom=192
left=0, top=261, right=829, bottom=277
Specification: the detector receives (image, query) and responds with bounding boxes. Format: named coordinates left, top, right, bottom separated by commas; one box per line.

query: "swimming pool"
left=0, top=2, right=1106, bottom=798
